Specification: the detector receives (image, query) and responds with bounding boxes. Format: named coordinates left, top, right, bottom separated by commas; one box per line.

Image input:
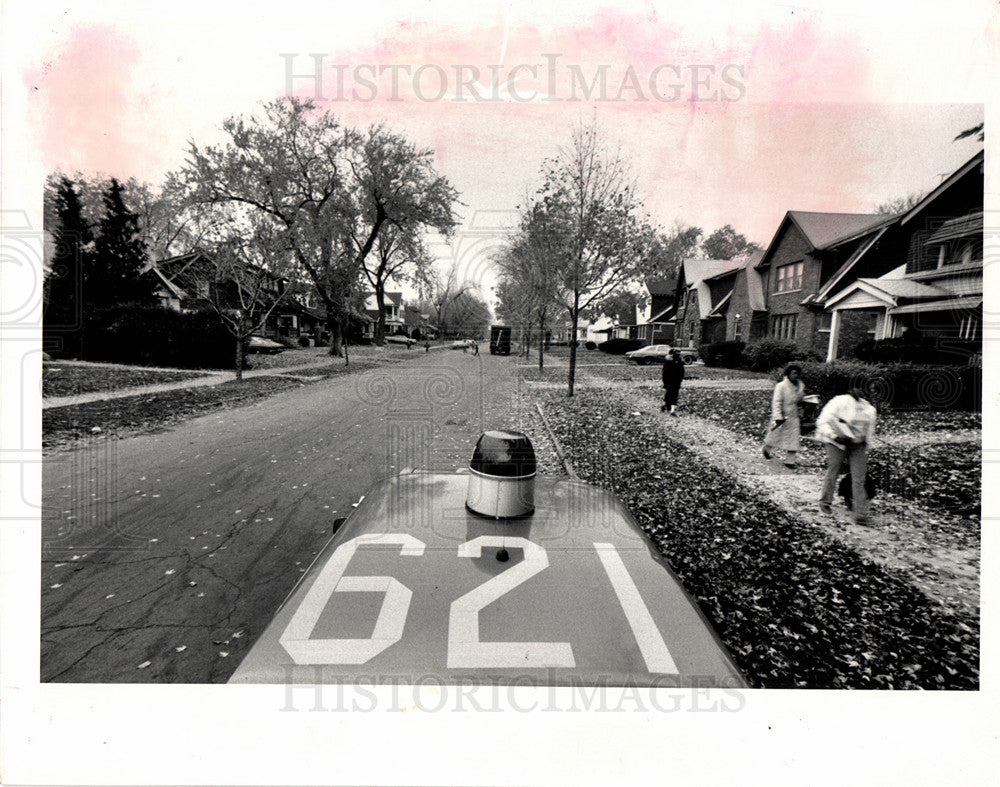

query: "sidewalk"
left=42, top=361, right=343, bottom=409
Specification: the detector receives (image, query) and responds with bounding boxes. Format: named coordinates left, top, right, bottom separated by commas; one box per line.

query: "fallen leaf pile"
left=539, top=387, right=979, bottom=689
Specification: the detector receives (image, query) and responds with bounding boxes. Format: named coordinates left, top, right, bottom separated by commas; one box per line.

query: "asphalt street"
left=40, top=349, right=537, bottom=682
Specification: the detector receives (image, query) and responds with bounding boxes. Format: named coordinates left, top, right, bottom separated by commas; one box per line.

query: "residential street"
left=41, top=350, right=538, bottom=682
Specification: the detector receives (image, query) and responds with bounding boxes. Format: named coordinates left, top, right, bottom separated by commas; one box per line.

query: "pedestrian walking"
left=660, top=349, right=685, bottom=415
left=763, top=363, right=805, bottom=468
left=815, top=387, right=877, bottom=524
left=424, top=341, right=431, bottom=352
left=473, top=341, right=480, bottom=356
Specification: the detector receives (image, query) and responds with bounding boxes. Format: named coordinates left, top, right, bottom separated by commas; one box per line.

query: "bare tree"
left=531, top=121, right=655, bottom=395
left=200, top=218, right=295, bottom=381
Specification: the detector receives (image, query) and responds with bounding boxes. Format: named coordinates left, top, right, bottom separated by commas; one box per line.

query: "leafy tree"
left=364, top=222, right=435, bottom=345
left=181, top=100, right=458, bottom=358
left=441, top=289, right=491, bottom=339
left=701, top=224, right=761, bottom=260
left=530, top=120, right=655, bottom=395
left=43, top=177, right=93, bottom=356
left=91, top=178, right=157, bottom=307
left=646, top=224, right=702, bottom=279
left=495, top=201, right=565, bottom=368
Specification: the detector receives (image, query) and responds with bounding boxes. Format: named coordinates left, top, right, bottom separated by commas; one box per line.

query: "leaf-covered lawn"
left=43, top=364, right=208, bottom=397
left=42, top=361, right=373, bottom=451
left=657, top=386, right=981, bottom=519
left=539, top=388, right=979, bottom=689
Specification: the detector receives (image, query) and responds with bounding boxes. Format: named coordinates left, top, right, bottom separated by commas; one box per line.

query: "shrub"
left=585, top=340, right=597, bottom=351
left=781, top=361, right=981, bottom=411
left=598, top=338, right=644, bottom=355
left=701, top=340, right=746, bottom=368
left=298, top=335, right=312, bottom=347
left=743, top=339, right=798, bottom=372
left=77, top=305, right=237, bottom=370
left=854, top=337, right=981, bottom=365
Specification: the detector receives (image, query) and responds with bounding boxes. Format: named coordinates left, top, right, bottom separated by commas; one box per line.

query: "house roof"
left=145, top=263, right=187, bottom=301
left=644, top=275, right=677, bottom=296
left=824, top=276, right=950, bottom=310
left=649, top=304, right=675, bottom=323
left=814, top=225, right=892, bottom=303
left=889, top=295, right=982, bottom=316
left=788, top=211, right=892, bottom=250
left=901, top=150, right=984, bottom=227
left=925, top=211, right=983, bottom=245
left=704, top=290, right=732, bottom=318
left=681, top=257, right=744, bottom=288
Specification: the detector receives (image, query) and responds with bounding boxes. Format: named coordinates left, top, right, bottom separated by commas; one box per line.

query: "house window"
left=775, top=262, right=804, bottom=292
left=196, top=281, right=209, bottom=299
left=817, top=312, right=833, bottom=333
left=771, top=314, right=797, bottom=341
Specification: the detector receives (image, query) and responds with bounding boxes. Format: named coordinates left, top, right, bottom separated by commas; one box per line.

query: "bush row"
left=47, top=305, right=240, bottom=369
left=701, top=338, right=825, bottom=371
left=597, top=338, right=645, bottom=355
left=773, top=361, right=982, bottom=412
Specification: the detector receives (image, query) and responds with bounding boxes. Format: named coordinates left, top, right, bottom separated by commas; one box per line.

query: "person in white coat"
left=763, top=364, right=805, bottom=467
left=815, top=387, right=878, bottom=524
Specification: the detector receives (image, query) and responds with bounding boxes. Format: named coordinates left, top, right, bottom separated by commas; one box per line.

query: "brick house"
left=700, top=252, right=766, bottom=343
left=821, top=151, right=983, bottom=362
left=672, top=258, right=744, bottom=350
left=754, top=211, right=897, bottom=355
left=635, top=275, right=678, bottom=344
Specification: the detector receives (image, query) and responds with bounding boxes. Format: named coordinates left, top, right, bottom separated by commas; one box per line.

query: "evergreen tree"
left=92, top=178, right=155, bottom=306
left=44, top=177, right=92, bottom=355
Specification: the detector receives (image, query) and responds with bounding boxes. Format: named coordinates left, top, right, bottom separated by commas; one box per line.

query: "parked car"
left=624, top=344, right=697, bottom=365
left=385, top=335, right=417, bottom=347
left=229, top=431, right=746, bottom=688
left=450, top=339, right=477, bottom=350
left=245, top=335, right=285, bottom=354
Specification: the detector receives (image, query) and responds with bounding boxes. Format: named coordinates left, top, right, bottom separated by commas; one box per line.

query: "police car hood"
left=228, top=472, right=745, bottom=688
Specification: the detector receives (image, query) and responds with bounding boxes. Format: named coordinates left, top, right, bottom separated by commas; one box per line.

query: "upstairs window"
left=775, top=261, right=804, bottom=292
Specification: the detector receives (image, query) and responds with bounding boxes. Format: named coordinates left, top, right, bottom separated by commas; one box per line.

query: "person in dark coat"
left=661, top=349, right=685, bottom=415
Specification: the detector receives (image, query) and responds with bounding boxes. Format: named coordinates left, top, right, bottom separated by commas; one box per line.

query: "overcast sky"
left=9, top=0, right=988, bottom=297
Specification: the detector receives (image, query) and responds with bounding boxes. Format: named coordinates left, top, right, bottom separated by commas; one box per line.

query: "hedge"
left=67, top=305, right=239, bottom=370
left=598, top=338, right=645, bottom=355
left=773, top=361, right=982, bottom=411
left=702, top=340, right=745, bottom=367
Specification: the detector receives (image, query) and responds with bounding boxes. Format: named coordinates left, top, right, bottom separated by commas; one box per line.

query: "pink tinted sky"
left=22, top=2, right=987, bottom=272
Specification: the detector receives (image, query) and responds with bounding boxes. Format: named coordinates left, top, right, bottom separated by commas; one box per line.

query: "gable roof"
left=645, top=275, right=677, bottom=296
left=825, top=276, right=950, bottom=309
left=680, top=257, right=744, bottom=288
left=788, top=211, right=893, bottom=250
left=901, top=150, right=984, bottom=227
left=758, top=211, right=896, bottom=271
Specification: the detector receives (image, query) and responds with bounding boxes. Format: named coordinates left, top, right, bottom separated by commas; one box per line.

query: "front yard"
left=524, top=350, right=980, bottom=689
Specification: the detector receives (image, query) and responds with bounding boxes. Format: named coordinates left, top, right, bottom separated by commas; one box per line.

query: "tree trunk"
left=567, top=299, right=579, bottom=397
left=374, top=286, right=387, bottom=345
left=330, top=320, right=344, bottom=357
left=234, top=336, right=245, bottom=382
left=538, top=310, right=546, bottom=372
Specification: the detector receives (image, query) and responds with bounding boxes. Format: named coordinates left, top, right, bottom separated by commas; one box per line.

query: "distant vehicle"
left=245, top=335, right=285, bottom=354
left=450, top=339, right=476, bottom=350
left=229, top=431, right=746, bottom=688
left=490, top=325, right=512, bottom=355
left=385, top=335, right=417, bottom=347
left=624, top=345, right=697, bottom=365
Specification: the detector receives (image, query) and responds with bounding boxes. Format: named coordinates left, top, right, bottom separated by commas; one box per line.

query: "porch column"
left=826, top=309, right=841, bottom=362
